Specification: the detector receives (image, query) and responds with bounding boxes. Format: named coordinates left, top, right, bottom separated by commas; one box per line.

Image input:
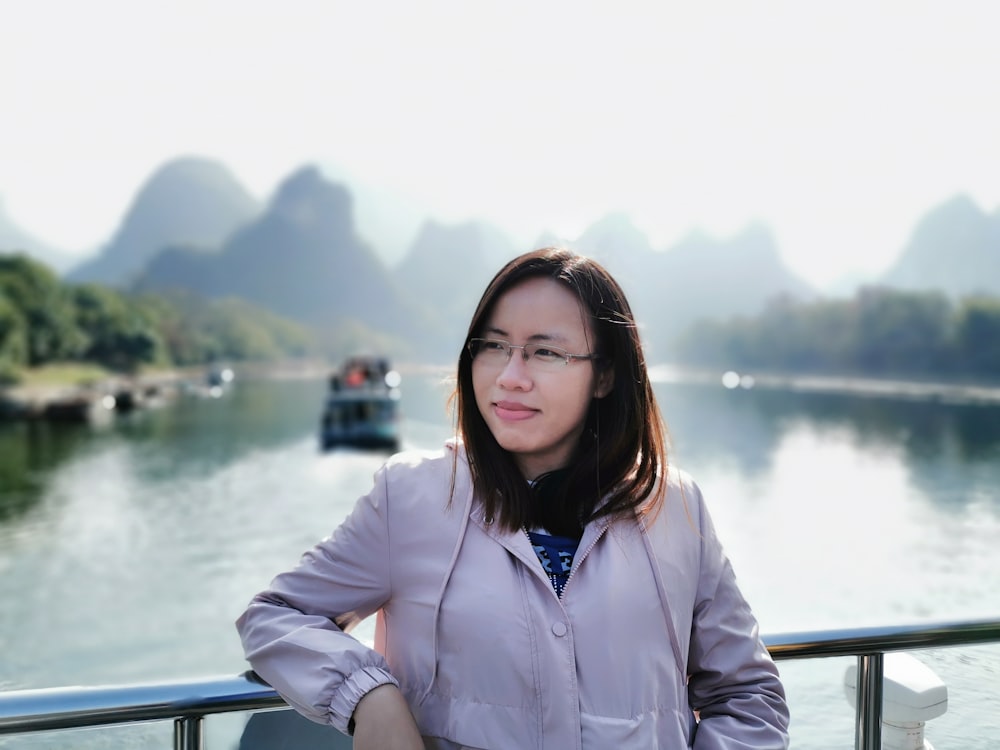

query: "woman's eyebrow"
left=483, top=326, right=568, bottom=344
left=527, top=333, right=567, bottom=343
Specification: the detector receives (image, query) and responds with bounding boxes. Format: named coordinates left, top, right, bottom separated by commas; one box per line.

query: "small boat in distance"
left=319, top=356, right=401, bottom=452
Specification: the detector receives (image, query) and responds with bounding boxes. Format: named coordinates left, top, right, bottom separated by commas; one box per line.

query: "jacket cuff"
left=328, top=666, right=399, bottom=734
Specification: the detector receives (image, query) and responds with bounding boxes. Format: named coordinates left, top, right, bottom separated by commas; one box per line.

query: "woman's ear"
left=594, top=366, right=614, bottom=399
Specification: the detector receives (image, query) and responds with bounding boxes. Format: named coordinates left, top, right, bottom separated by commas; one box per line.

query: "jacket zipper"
left=524, top=523, right=609, bottom=600
left=522, top=527, right=566, bottom=600
left=561, top=522, right=608, bottom=598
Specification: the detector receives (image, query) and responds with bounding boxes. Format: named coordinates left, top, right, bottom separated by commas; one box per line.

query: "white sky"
left=2, top=0, right=999, bottom=287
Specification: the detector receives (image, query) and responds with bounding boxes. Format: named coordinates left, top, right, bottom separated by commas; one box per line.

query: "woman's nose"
left=496, top=349, right=532, bottom=388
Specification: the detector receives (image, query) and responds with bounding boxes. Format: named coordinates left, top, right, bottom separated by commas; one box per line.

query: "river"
left=1, top=368, right=998, bottom=748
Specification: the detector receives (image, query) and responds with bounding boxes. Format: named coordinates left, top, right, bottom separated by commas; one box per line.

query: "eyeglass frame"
left=467, top=337, right=601, bottom=368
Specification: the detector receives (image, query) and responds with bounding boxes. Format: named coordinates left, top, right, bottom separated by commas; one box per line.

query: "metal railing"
left=2, top=616, right=999, bottom=749
left=763, top=617, right=1000, bottom=749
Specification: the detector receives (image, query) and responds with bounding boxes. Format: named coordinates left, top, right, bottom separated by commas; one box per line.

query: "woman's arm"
left=351, top=684, right=424, bottom=750
left=236, top=462, right=400, bottom=734
left=686, top=490, right=790, bottom=749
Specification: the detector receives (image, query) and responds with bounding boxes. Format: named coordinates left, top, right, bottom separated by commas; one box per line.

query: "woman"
left=237, top=248, right=790, bottom=749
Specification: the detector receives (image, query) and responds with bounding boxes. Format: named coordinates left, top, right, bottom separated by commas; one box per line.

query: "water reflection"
left=0, top=373, right=998, bottom=749
left=3, top=375, right=999, bottom=525
left=658, top=381, right=1000, bottom=510
left=0, top=421, right=95, bottom=521
left=103, top=378, right=329, bottom=484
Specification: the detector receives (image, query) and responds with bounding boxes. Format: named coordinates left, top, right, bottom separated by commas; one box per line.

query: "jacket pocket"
left=413, top=690, right=537, bottom=750
left=581, top=706, right=692, bottom=748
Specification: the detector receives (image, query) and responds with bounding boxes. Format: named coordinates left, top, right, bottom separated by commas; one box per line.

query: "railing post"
left=854, top=653, right=883, bottom=750
left=174, top=715, right=203, bottom=750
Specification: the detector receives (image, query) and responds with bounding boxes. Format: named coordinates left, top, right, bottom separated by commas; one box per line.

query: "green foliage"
left=312, top=316, right=413, bottom=363
left=673, top=286, right=999, bottom=381
left=954, top=296, right=1000, bottom=375
left=747, top=296, right=857, bottom=371
left=0, top=252, right=319, bottom=376
left=5, top=247, right=998, bottom=384
left=0, top=254, right=86, bottom=365
left=0, top=290, right=28, bottom=377
left=132, top=290, right=319, bottom=366
left=133, top=292, right=219, bottom=366
left=72, top=284, right=166, bottom=373
left=200, top=297, right=315, bottom=362
left=850, top=287, right=952, bottom=374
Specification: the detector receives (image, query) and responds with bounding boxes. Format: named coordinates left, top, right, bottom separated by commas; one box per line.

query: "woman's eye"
left=533, top=348, right=561, bottom=360
left=483, top=340, right=506, bottom=351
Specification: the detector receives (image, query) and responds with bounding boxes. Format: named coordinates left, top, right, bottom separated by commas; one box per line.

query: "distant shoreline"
left=648, top=364, right=1000, bottom=406
left=4, top=361, right=1000, bottom=419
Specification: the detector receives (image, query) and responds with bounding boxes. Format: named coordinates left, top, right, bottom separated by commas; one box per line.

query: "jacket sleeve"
left=235, top=461, right=399, bottom=733
left=685, top=480, right=791, bottom=749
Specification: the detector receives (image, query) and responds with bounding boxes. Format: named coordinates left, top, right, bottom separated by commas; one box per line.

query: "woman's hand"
left=351, top=684, right=424, bottom=750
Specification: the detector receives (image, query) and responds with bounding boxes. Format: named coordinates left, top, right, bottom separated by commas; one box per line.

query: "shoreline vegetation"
left=5, top=255, right=999, bottom=422
left=0, top=359, right=332, bottom=422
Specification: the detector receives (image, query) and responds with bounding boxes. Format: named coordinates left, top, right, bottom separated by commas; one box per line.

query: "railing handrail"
left=764, top=615, right=1000, bottom=657
left=0, top=674, right=285, bottom=734
left=1, top=615, right=999, bottom=740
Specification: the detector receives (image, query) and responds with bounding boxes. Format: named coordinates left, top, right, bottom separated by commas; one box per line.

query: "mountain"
left=567, top=211, right=659, bottom=287
left=136, top=166, right=440, bottom=359
left=393, top=219, right=520, bottom=351
left=32, top=154, right=1000, bottom=365
left=556, top=215, right=815, bottom=353
left=650, top=225, right=817, bottom=352
left=318, top=161, right=433, bottom=268
left=0, top=199, right=76, bottom=273
left=880, top=194, right=1000, bottom=297
left=66, top=157, right=261, bottom=286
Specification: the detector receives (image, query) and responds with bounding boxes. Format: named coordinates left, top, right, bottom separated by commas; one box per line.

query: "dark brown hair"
left=453, top=247, right=668, bottom=535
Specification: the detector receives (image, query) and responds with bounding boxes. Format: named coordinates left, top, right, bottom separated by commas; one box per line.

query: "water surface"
left=1, top=371, right=997, bottom=748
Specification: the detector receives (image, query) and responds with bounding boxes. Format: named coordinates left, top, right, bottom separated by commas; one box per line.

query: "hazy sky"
left=2, top=0, right=999, bottom=287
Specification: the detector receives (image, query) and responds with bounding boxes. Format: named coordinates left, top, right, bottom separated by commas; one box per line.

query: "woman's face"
left=472, top=276, right=612, bottom=480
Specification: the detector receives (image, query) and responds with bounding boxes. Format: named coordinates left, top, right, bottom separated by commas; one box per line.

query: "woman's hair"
left=453, top=247, right=668, bottom=535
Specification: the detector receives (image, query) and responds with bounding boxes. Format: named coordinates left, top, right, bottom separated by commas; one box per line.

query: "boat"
left=42, top=392, right=116, bottom=424
left=319, top=356, right=401, bottom=451
left=206, top=366, right=235, bottom=389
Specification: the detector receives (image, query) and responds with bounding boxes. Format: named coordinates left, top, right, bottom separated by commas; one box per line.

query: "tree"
left=72, top=284, right=166, bottom=372
left=133, top=290, right=318, bottom=366
left=850, top=287, right=952, bottom=375
left=670, top=286, right=977, bottom=380
left=754, top=296, right=855, bottom=371
left=0, top=291, right=27, bottom=380
left=132, top=291, right=219, bottom=366
left=0, top=254, right=85, bottom=365
left=954, top=296, right=1000, bottom=376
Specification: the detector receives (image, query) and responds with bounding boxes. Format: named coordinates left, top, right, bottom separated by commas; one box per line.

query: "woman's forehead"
left=485, top=277, right=592, bottom=337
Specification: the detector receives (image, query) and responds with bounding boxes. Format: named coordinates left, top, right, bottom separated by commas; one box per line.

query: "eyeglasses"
left=467, top=337, right=598, bottom=372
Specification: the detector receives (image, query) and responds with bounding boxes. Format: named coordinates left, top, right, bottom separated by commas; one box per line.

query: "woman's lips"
left=494, top=401, right=537, bottom=421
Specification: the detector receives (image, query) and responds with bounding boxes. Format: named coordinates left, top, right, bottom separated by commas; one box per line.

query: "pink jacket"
left=237, top=443, right=789, bottom=749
